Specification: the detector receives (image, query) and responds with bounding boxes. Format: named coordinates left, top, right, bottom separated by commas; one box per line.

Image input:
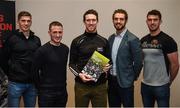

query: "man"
left=69, top=9, right=111, bottom=107
left=108, top=9, right=143, bottom=107
left=3, top=11, right=41, bottom=107
left=141, top=9, right=179, bottom=107
left=32, top=21, right=69, bottom=107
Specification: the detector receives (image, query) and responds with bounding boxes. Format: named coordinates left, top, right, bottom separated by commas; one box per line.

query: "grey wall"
left=15, top=0, right=180, bottom=107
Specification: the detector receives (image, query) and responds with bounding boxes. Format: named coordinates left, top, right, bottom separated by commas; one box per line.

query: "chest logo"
left=151, top=39, right=159, bottom=45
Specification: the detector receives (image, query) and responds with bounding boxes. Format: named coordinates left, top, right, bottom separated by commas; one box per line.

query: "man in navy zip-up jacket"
left=3, top=11, right=41, bottom=107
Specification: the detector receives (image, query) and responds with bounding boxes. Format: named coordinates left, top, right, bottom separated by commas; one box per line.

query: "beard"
left=149, top=25, right=159, bottom=32
left=115, top=24, right=125, bottom=32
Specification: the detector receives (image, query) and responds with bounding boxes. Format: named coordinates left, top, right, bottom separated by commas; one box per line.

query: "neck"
left=85, top=29, right=97, bottom=33
left=150, top=29, right=161, bottom=36
left=116, top=30, right=122, bottom=35
left=84, top=31, right=97, bottom=36
left=19, top=29, right=30, bottom=39
left=50, top=41, right=61, bottom=46
left=116, top=27, right=126, bottom=35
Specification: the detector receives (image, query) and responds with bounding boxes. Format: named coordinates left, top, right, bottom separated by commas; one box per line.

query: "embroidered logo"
left=97, top=47, right=103, bottom=52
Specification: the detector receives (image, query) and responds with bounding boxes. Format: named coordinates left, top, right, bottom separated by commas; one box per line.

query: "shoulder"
left=5, top=30, right=21, bottom=44
left=96, top=34, right=108, bottom=44
left=71, top=34, right=86, bottom=45
left=97, top=34, right=107, bottom=40
left=159, top=31, right=176, bottom=42
left=37, top=42, right=49, bottom=52
left=108, top=33, right=115, bottom=41
left=30, top=31, right=41, bottom=42
left=160, top=32, right=178, bottom=52
left=61, top=43, right=69, bottom=50
left=7, top=30, right=20, bottom=40
left=141, top=34, right=149, bottom=41
left=33, top=35, right=40, bottom=41
left=126, top=30, right=140, bottom=41
left=109, top=33, right=115, bottom=38
left=72, top=34, right=86, bottom=42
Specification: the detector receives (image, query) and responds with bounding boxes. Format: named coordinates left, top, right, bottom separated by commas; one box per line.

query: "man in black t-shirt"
left=32, top=21, right=69, bottom=107
left=141, top=9, right=179, bottom=107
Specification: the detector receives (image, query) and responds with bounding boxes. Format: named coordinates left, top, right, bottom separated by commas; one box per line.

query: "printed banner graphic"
left=0, top=1, right=15, bottom=107
left=0, top=1, right=15, bottom=48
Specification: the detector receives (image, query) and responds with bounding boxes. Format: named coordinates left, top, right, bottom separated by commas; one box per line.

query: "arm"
left=69, top=40, right=81, bottom=76
left=129, top=38, right=143, bottom=80
left=69, top=39, right=95, bottom=82
left=167, top=52, right=179, bottom=84
left=102, top=40, right=112, bottom=75
left=31, top=49, right=43, bottom=89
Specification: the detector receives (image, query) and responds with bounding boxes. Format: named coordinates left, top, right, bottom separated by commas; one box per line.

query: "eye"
left=27, top=20, right=31, bottom=23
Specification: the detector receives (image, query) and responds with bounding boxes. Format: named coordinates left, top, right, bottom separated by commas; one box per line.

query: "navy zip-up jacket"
left=3, top=30, right=41, bottom=83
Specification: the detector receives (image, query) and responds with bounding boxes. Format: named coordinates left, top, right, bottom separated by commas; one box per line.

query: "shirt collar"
left=115, top=28, right=127, bottom=38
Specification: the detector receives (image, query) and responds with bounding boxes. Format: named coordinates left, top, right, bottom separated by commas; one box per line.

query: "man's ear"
left=48, top=30, right=50, bottom=36
left=160, top=20, right=162, bottom=25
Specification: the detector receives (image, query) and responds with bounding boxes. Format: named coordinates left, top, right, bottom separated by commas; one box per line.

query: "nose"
left=150, top=20, right=156, bottom=24
left=118, top=18, right=121, bottom=22
left=89, top=20, right=93, bottom=24
left=55, top=33, right=61, bottom=37
left=25, top=21, right=29, bottom=25
left=115, top=18, right=121, bottom=23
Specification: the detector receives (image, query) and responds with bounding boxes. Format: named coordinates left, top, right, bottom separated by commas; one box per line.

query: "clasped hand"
left=79, top=63, right=111, bottom=82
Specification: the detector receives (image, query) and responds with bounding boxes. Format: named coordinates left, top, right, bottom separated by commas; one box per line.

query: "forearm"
left=69, top=64, right=81, bottom=76
left=167, top=52, right=179, bottom=84
left=170, top=63, right=179, bottom=83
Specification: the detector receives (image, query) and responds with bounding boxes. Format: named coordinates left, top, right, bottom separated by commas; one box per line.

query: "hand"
left=103, top=63, right=111, bottom=73
left=79, top=73, right=94, bottom=83
left=103, top=64, right=112, bottom=78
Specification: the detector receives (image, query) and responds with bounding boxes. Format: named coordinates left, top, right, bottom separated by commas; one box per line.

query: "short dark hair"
left=112, top=9, right=128, bottom=20
left=18, top=11, right=32, bottom=20
left=49, top=21, right=63, bottom=30
left=83, top=9, right=98, bottom=22
left=147, top=9, right=162, bottom=20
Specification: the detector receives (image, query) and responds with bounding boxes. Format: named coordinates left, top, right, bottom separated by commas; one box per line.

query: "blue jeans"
left=108, top=75, right=134, bottom=107
left=141, top=82, right=170, bottom=107
left=7, top=81, right=37, bottom=107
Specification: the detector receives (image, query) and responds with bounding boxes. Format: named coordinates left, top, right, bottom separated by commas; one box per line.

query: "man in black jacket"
left=69, top=9, right=111, bottom=107
left=3, top=11, right=41, bottom=107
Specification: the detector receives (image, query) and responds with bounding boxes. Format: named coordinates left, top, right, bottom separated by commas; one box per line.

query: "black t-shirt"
left=32, top=42, right=69, bottom=89
left=141, top=31, right=177, bottom=85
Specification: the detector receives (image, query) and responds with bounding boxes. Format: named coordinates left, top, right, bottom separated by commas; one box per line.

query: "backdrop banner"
left=0, top=1, right=15, bottom=107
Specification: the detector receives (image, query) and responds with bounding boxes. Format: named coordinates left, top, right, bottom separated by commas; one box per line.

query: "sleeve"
left=37, top=37, right=41, bottom=47
left=164, top=38, right=178, bottom=54
left=69, top=39, right=81, bottom=76
left=129, top=37, right=143, bottom=80
left=105, top=39, right=112, bottom=64
left=31, top=48, right=44, bottom=89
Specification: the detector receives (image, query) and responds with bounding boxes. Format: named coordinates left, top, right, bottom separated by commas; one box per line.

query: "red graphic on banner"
left=0, top=14, right=13, bottom=47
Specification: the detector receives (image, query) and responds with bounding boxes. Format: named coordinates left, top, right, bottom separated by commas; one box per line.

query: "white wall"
left=15, top=0, right=180, bottom=107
